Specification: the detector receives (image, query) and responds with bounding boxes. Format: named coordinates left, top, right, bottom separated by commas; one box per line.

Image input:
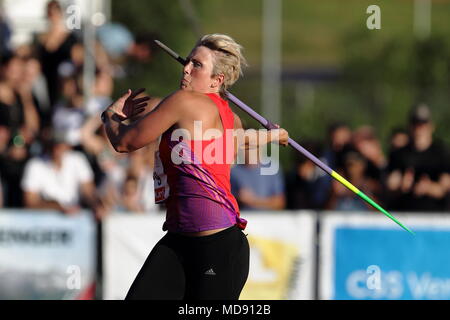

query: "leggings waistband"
left=166, top=225, right=240, bottom=243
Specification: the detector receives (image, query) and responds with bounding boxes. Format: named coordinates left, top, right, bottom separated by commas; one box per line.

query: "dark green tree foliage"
left=111, top=0, right=207, bottom=97
left=341, top=28, right=450, bottom=145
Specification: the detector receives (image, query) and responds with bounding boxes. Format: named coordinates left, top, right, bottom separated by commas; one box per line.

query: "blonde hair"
left=195, top=34, right=248, bottom=98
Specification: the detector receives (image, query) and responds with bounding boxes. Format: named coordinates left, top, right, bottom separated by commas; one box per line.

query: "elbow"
left=112, top=133, right=157, bottom=153
left=114, top=143, right=132, bottom=153
left=113, top=139, right=138, bottom=153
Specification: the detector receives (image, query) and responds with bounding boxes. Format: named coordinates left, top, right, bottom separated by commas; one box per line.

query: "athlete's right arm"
left=233, top=113, right=289, bottom=151
left=102, top=89, right=191, bottom=153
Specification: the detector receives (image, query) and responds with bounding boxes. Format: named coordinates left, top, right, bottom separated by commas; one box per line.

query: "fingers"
left=133, top=96, right=151, bottom=104
left=132, top=106, right=147, bottom=115
left=129, top=104, right=147, bottom=118
left=135, top=103, right=148, bottom=109
left=120, top=89, right=132, bottom=101
left=129, top=88, right=146, bottom=99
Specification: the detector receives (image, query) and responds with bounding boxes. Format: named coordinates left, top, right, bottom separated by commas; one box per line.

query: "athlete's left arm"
left=102, top=89, right=189, bottom=153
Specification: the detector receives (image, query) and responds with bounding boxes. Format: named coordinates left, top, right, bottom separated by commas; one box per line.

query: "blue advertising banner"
left=320, top=213, right=450, bottom=300
left=0, top=210, right=96, bottom=300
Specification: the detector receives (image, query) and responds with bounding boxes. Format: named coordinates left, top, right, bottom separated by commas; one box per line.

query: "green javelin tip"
left=331, top=171, right=414, bottom=234
left=357, top=191, right=415, bottom=235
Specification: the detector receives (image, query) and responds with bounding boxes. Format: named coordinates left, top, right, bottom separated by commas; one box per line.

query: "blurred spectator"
left=0, top=53, right=40, bottom=142
left=130, top=33, right=159, bottom=64
left=122, top=32, right=160, bottom=78
left=126, top=144, right=159, bottom=213
left=285, top=141, right=330, bottom=209
left=0, top=9, right=11, bottom=57
left=352, top=125, right=387, bottom=181
left=35, top=0, right=79, bottom=109
left=51, top=71, right=85, bottom=147
left=118, top=173, right=144, bottom=212
left=327, top=151, right=379, bottom=211
left=88, top=128, right=129, bottom=213
left=322, top=122, right=352, bottom=171
left=386, top=104, right=450, bottom=211
left=0, top=53, right=41, bottom=207
left=113, top=144, right=158, bottom=214
left=58, top=41, right=111, bottom=81
left=231, top=147, right=286, bottom=211
left=85, top=70, right=114, bottom=116
left=97, top=23, right=134, bottom=61
left=0, top=172, right=3, bottom=208
left=52, top=68, right=114, bottom=148
left=96, top=24, right=159, bottom=80
left=389, top=127, right=409, bottom=153
left=306, top=122, right=353, bottom=209
left=21, top=130, right=106, bottom=219
left=0, top=136, right=28, bottom=207
left=22, top=53, right=51, bottom=128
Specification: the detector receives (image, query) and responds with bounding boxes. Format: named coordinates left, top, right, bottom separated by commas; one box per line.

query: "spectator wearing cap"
left=386, top=104, right=450, bottom=212
left=21, top=130, right=106, bottom=219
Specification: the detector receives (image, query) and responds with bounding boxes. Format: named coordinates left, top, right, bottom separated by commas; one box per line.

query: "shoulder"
left=233, top=112, right=243, bottom=129
left=164, top=90, right=212, bottom=106
left=161, top=90, right=217, bottom=116
left=66, top=150, right=89, bottom=162
left=431, top=139, right=448, bottom=152
left=24, top=156, right=48, bottom=172
left=0, top=83, right=14, bottom=104
left=37, top=33, right=47, bottom=44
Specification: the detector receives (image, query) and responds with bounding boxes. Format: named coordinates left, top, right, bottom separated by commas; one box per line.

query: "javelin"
left=154, top=39, right=414, bottom=235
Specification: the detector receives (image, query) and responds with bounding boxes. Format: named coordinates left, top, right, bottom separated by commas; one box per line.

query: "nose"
left=183, top=61, right=193, bottom=75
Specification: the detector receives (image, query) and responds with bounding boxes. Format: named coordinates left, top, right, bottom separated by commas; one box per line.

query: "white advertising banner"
left=0, top=210, right=96, bottom=300
left=103, top=211, right=316, bottom=300
left=103, top=213, right=166, bottom=300
left=240, top=211, right=316, bottom=300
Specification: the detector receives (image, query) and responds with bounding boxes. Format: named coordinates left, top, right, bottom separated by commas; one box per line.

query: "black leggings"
left=125, top=225, right=250, bottom=300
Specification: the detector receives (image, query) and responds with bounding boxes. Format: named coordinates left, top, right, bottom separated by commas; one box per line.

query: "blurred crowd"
left=0, top=1, right=449, bottom=220
left=0, top=1, right=160, bottom=220
left=231, top=104, right=450, bottom=213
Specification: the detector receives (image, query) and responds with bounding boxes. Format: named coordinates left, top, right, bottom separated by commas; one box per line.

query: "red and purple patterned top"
left=153, top=93, right=247, bottom=233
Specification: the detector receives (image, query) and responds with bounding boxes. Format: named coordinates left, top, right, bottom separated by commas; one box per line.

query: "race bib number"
left=153, top=150, right=169, bottom=203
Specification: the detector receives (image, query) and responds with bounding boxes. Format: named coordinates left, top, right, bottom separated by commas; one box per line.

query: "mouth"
left=180, top=78, right=189, bottom=88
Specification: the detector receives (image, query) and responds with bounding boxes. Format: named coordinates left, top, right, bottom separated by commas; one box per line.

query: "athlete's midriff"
left=158, top=93, right=247, bottom=234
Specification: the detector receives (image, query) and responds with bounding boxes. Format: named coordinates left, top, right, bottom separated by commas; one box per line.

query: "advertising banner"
left=240, top=211, right=316, bottom=300
left=103, top=213, right=166, bottom=300
left=103, top=211, right=317, bottom=300
left=0, top=210, right=96, bottom=300
left=319, top=213, right=450, bottom=300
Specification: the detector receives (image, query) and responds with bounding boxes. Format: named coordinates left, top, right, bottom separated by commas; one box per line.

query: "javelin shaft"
left=154, top=39, right=414, bottom=235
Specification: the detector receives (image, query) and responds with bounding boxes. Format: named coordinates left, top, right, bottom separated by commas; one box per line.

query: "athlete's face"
left=181, top=46, right=223, bottom=93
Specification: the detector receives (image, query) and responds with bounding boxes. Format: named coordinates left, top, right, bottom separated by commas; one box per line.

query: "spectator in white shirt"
left=21, top=130, right=106, bottom=219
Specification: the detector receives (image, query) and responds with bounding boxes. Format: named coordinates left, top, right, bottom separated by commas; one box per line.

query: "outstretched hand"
left=271, top=124, right=289, bottom=147
left=107, top=88, right=151, bottom=121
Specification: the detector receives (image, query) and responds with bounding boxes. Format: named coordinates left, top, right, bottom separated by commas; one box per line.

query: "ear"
left=211, top=73, right=225, bottom=88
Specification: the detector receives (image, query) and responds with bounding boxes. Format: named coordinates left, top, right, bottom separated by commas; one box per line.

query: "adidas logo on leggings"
left=204, top=268, right=216, bottom=276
